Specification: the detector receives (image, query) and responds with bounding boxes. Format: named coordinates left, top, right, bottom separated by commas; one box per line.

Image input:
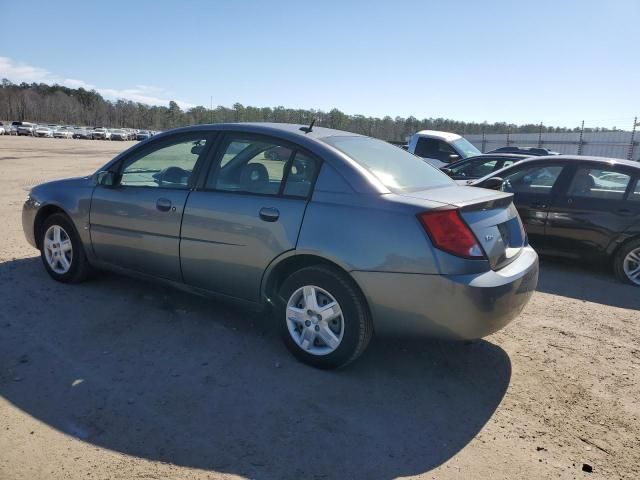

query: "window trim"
left=111, top=131, right=217, bottom=191
left=197, top=132, right=323, bottom=200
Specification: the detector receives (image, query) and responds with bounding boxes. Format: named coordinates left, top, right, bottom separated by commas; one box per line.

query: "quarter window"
left=120, top=136, right=208, bottom=189
left=567, top=168, right=631, bottom=200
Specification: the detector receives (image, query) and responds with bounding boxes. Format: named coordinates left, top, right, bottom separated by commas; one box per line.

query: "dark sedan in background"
left=470, top=155, right=640, bottom=286
left=442, top=153, right=531, bottom=180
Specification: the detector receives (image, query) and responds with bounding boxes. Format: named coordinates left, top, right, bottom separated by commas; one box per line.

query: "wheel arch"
left=261, top=251, right=369, bottom=310
left=33, top=204, right=72, bottom=249
left=608, top=232, right=640, bottom=260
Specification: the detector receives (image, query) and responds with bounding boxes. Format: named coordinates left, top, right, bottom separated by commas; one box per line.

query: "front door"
left=90, top=133, right=212, bottom=280
left=180, top=134, right=320, bottom=302
left=498, top=162, right=566, bottom=250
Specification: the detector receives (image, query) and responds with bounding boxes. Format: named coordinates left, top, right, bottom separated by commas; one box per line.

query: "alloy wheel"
left=44, top=225, right=73, bottom=274
left=623, top=247, right=640, bottom=286
left=285, top=285, right=344, bottom=355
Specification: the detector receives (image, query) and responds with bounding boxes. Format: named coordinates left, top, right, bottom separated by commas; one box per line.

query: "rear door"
left=497, top=162, right=567, bottom=249
left=90, top=132, right=213, bottom=280
left=180, top=133, right=320, bottom=302
left=545, top=164, right=639, bottom=258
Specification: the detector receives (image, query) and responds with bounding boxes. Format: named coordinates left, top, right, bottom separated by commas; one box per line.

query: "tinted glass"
left=450, top=158, right=498, bottom=178
left=208, top=137, right=293, bottom=195
left=283, top=151, right=318, bottom=198
left=567, top=167, right=631, bottom=200
left=120, top=136, right=207, bottom=188
left=323, top=136, right=454, bottom=191
left=629, top=179, right=640, bottom=202
left=501, top=164, right=563, bottom=194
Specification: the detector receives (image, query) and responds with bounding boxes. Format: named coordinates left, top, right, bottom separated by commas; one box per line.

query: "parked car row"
left=0, top=121, right=158, bottom=140
left=406, top=130, right=640, bottom=287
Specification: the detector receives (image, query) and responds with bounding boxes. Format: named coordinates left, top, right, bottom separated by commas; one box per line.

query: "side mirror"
left=482, top=177, right=504, bottom=190
left=448, top=154, right=460, bottom=163
left=96, top=170, right=120, bottom=187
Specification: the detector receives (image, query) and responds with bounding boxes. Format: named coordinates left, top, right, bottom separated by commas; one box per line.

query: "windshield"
left=451, top=137, right=481, bottom=158
left=323, top=136, right=454, bottom=192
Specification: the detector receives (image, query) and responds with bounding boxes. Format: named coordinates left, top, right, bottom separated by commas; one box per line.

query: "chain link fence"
left=465, top=117, right=639, bottom=161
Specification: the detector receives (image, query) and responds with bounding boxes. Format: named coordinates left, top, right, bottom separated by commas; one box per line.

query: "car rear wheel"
left=40, top=213, right=91, bottom=283
left=277, top=265, right=373, bottom=369
left=614, top=238, right=640, bottom=286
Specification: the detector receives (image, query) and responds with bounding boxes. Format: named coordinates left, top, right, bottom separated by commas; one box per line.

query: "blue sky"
left=1, top=0, right=638, bottom=128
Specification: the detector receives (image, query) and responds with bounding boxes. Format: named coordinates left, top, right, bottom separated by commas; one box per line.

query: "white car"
left=92, top=128, right=111, bottom=140
left=407, top=130, right=482, bottom=168
left=0, top=123, right=5, bottom=135
left=34, top=125, right=54, bottom=138
left=53, top=127, right=74, bottom=139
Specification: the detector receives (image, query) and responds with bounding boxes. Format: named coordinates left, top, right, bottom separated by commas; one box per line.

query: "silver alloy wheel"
left=623, top=247, right=640, bottom=286
left=286, top=285, right=344, bottom=356
left=43, top=225, right=73, bottom=274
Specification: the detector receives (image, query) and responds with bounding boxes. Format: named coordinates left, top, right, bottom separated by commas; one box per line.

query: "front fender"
left=23, top=177, right=95, bottom=256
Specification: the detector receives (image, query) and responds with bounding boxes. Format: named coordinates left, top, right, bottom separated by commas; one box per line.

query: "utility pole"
left=628, top=116, right=638, bottom=161
left=210, top=96, right=213, bottom=124
left=577, top=120, right=585, bottom=155
left=538, top=122, right=543, bottom=148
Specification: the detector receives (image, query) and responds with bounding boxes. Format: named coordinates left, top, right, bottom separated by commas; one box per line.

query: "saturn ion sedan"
left=22, top=123, right=538, bottom=368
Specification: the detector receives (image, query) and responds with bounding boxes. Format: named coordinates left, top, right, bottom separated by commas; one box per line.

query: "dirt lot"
left=0, top=136, right=638, bottom=480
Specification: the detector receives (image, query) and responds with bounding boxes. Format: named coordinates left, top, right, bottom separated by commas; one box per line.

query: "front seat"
left=240, top=163, right=270, bottom=193
left=570, top=171, right=595, bottom=195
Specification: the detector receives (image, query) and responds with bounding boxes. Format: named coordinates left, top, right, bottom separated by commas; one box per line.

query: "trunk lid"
left=404, top=185, right=526, bottom=270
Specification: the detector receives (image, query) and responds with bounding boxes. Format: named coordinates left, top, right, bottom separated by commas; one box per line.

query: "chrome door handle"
left=156, top=198, right=172, bottom=212
left=259, top=207, right=280, bottom=222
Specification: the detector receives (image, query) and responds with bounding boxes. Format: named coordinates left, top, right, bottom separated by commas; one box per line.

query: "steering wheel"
left=152, top=167, right=189, bottom=187
left=501, top=179, right=512, bottom=192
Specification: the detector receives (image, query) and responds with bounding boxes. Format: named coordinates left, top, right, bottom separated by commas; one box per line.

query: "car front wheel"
left=40, top=213, right=91, bottom=283
left=614, top=238, right=640, bottom=286
left=277, top=265, right=373, bottom=369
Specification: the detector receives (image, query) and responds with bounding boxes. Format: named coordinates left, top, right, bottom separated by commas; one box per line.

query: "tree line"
left=0, top=79, right=615, bottom=142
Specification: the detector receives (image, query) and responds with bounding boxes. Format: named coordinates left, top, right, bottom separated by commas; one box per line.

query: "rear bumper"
left=352, top=246, right=538, bottom=339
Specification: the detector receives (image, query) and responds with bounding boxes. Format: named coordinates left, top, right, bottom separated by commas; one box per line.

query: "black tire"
left=40, top=213, right=92, bottom=283
left=613, top=237, right=640, bottom=286
left=277, top=265, right=373, bottom=369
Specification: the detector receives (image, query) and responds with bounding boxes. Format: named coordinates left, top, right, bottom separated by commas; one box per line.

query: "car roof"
left=471, top=154, right=640, bottom=185
left=465, top=153, right=531, bottom=160
left=514, top=154, right=640, bottom=169
left=162, top=122, right=362, bottom=141
left=412, top=130, right=462, bottom=142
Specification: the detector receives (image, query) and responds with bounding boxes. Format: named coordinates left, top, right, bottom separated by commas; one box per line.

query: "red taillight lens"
left=417, top=209, right=485, bottom=259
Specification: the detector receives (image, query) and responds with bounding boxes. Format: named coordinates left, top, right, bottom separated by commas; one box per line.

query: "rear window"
left=322, top=136, right=454, bottom=191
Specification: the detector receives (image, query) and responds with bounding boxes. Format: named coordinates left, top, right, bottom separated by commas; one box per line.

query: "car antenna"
left=299, top=118, right=315, bottom=134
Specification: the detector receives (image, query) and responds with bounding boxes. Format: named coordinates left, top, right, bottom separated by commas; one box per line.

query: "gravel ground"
left=0, top=136, right=638, bottom=480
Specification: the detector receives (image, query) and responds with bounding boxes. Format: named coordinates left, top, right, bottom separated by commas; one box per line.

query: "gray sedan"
left=22, top=123, right=538, bottom=368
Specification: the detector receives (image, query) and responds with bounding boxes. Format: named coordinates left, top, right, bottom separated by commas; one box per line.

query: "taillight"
left=417, top=209, right=485, bottom=259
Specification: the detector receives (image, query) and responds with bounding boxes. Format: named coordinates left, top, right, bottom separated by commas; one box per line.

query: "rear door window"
left=207, top=135, right=319, bottom=198
left=567, top=167, right=631, bottom=200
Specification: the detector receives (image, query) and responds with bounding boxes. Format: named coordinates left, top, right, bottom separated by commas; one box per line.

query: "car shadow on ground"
left=0, top=256, right=511, bottom=480
left=536, top=257, right=640, bottom=310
